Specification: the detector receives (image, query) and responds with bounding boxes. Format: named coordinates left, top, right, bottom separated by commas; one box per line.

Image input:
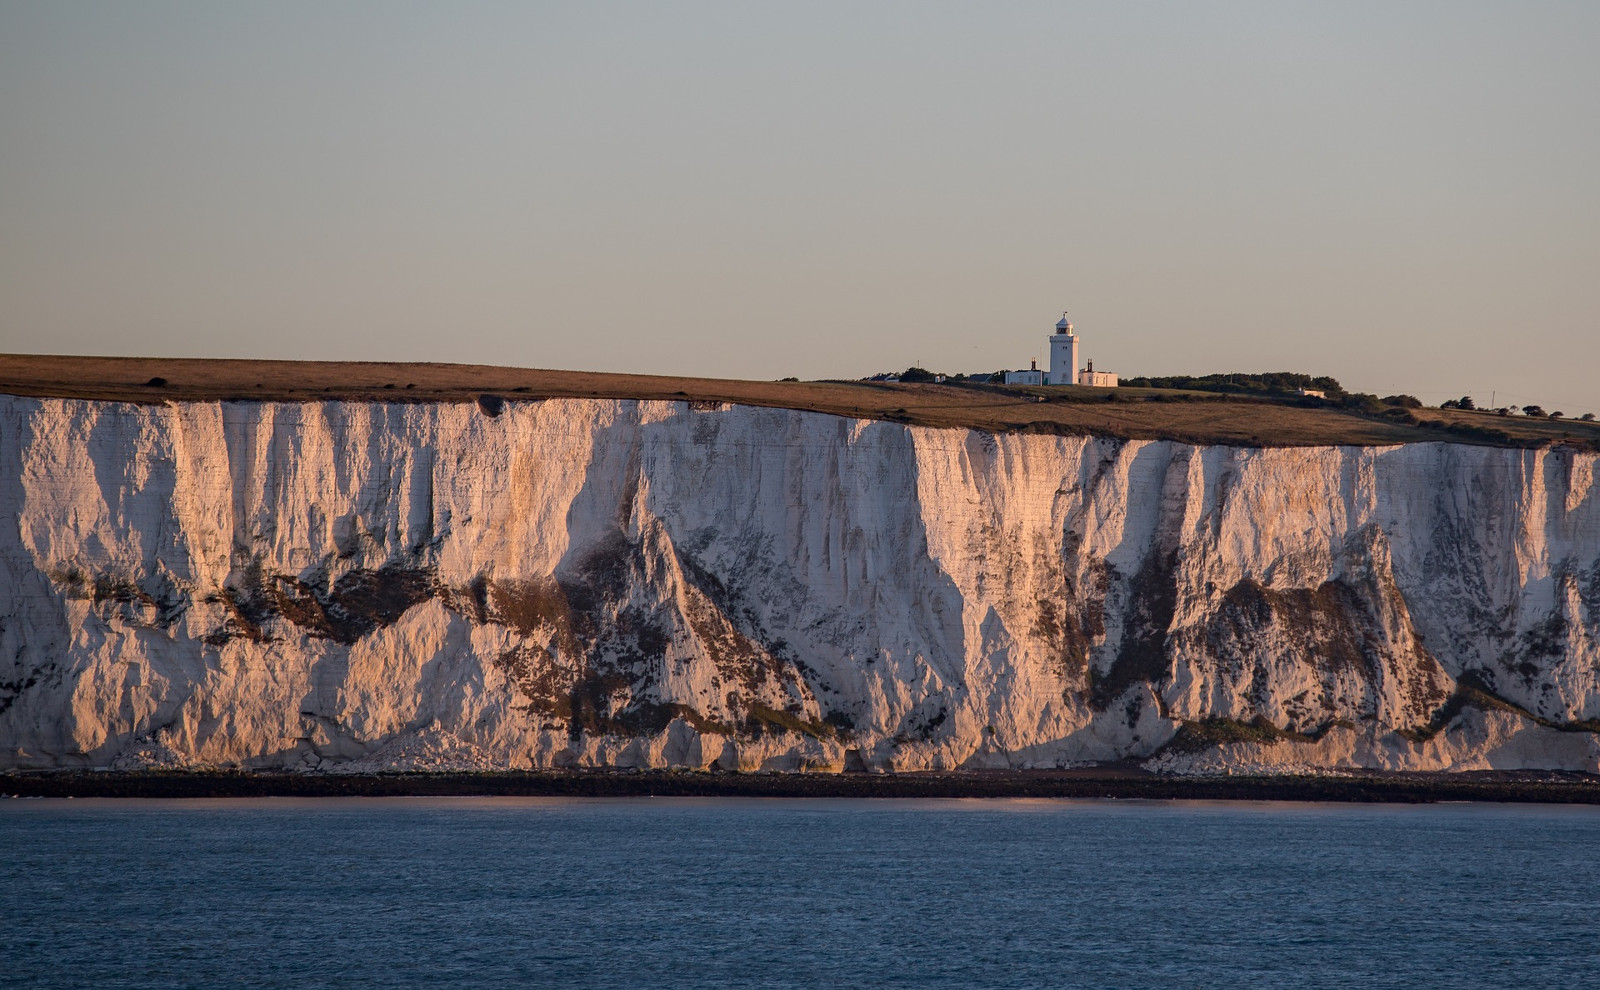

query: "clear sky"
left=1, top=2, right=1595, bottom=414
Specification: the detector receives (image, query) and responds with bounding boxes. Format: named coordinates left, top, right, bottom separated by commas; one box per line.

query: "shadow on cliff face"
left=843, top=418, right=973, bottom=742
left=472, top=402, right=837, bottom=746
left=1202, top=577, right=1451, bottom=729
left=1090, top=550, right=1179, bottom=711
left=481, top=532, right=682, bottom=740
left=1085, top=441, right=1187, bottom=711
left=1082, top=445, right=1459, bottom=736
left=1500, top=585, right=1594, bottom=712
left=1040, top=529, right=1110, bottom=692
left=1210, top=579, right=1378, bottom=676
left=1091, top=559, right=1456, bottom=732
left=180, top=401, right=850, bottom=751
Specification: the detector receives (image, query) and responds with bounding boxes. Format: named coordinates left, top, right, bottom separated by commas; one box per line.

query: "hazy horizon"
left=2, top=2, right=1595, bottom=414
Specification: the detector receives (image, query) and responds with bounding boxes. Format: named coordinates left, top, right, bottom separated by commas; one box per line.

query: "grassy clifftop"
left=2, top=353, right=1595, bottom=451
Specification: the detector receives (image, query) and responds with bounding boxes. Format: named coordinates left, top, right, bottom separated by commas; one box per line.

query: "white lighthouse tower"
left=1048, top=313, right=1078, bottom=385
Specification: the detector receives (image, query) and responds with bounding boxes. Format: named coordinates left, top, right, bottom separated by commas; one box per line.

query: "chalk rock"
left=1, top=395, right=1596, bottom=773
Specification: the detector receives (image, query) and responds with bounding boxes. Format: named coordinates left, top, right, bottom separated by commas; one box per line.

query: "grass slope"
left=2, top=354, right=1595, bottom=450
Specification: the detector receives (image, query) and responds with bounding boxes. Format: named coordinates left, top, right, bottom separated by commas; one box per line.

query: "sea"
left=3, top=796, right=1597, bottom=989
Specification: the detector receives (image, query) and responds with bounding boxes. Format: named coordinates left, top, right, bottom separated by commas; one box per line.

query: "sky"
left=1, top=1, right=1595, bottom=414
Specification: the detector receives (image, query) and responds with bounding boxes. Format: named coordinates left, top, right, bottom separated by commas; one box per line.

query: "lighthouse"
left=1048, top=313, right=1078, bottom=386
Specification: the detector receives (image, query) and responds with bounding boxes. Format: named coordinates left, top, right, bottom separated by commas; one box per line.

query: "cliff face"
left=2, top=395, right=1597, bottom=773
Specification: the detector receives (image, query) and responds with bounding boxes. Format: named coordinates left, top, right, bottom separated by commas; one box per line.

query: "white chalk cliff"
left=2, top=394, right=1597, bottom=774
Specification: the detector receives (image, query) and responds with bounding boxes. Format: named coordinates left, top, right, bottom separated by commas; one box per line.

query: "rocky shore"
left=7, top=768, right=1600, bottom=804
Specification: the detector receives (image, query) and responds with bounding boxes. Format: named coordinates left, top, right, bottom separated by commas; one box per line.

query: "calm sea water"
left=3, top=797, right=1597, bottom=989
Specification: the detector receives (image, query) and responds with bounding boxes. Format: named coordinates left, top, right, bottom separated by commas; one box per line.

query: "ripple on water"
left=3, top=797, right=1598, bottom=989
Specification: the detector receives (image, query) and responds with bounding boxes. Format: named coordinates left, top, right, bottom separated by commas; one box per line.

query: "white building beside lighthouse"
left=1002, top=359, right=1045, bottom=386
left=1048, top=313, right=1079, bottom=386
left=1079, top=359, right=1119, bottom=388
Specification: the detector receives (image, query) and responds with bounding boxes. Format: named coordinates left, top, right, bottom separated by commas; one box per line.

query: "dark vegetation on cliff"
left=3, top=354, right=1596, bottom=450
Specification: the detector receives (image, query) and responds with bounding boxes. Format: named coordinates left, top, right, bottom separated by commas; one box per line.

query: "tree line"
left=851, top=368, right=1594, bottom=423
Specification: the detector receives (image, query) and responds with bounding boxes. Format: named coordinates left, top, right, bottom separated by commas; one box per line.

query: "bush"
left=1120, top=371, right=1344, bottom=397
left=1582, top=413, right=1596, bottom=422
left=1443, top=421, right=1515, bottom=444
left=1381, top=394, right=1422, bottom=408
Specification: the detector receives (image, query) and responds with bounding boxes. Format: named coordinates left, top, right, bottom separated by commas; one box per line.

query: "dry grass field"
left=2, top=353, right=1595, bottom=450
